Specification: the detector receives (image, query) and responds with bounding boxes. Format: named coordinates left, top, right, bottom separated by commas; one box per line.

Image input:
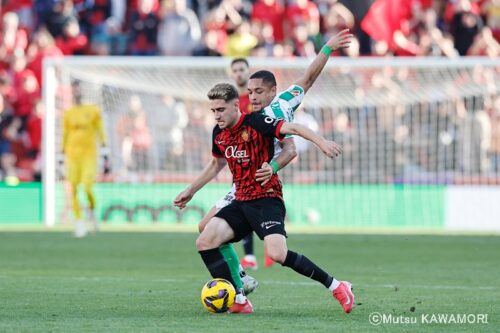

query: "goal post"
left=42, top=56, right=500, bottom=231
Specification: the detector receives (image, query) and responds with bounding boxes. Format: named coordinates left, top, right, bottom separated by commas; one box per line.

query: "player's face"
left=247, top=78, right=276, bottom=112
left=210, top=98, right=240, bottom=129
left=230, top=62, right=250, bottom=88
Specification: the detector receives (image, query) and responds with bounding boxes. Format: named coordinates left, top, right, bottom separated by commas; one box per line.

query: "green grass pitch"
left=0, top=231, right=499, bottom=332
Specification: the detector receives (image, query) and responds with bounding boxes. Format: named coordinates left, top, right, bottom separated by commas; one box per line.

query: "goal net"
left=43, top=57, right=500, bottom=230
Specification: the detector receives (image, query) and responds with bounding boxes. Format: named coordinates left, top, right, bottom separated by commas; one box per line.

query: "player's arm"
left=293, top=29, right=353, bottom=93
left=279, top=122, right=343, bottom=159
left=255, top=137, right=296, bottom=185
left=173, top=157, right=227, bottom=209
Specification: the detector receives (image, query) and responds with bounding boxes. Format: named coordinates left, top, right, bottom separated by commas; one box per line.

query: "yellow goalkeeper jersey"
left=63, top=104, right=106, bottom=160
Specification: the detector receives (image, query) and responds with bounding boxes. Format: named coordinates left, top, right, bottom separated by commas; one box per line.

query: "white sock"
left=239, top=264, right=244, bottom=273
left=328, top=279, right=341, bottom=291
left=235, top=293, right=247, bottom=304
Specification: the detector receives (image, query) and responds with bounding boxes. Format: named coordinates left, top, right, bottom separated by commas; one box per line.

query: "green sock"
left=219, top=243, right=243, bottom=289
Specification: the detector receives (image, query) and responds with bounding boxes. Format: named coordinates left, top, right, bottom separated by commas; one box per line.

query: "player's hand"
left=173, top=189, right=194, bottom=209
left=256, top=162, right=273, bottom=186
left=320, top=139, right=343, bottom=159
left=326, top=29, right=353, bottom=51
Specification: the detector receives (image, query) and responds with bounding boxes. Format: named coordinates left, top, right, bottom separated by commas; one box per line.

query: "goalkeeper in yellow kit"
left=62, top=82, right=106, bottom=238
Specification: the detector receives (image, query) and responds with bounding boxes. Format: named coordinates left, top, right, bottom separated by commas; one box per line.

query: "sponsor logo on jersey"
left=225, top=145, right=249, bottom=159
left=291, top=89, right=301, bottom=96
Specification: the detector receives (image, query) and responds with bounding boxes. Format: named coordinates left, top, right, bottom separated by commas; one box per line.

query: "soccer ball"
left=200, top=278, right=236, bottom=313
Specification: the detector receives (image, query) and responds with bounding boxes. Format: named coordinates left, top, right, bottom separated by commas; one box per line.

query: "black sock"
left=199, top=248, right=240, bottom=293
left=242, top=234, right=254, bottom=255
left=282, top=250, right=333, bottom=289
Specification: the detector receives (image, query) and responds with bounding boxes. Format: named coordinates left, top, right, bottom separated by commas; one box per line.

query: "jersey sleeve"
left=212, top=126, right=223, bottom=157
left=248, top=113, right=285, bottom=140
left=277, top=84, right=305, bottom=115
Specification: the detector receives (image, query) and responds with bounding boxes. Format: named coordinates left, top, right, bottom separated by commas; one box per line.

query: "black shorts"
left=215, top=197, right=287, bottom=242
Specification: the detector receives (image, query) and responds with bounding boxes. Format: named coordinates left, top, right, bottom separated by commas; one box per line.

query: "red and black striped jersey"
left=212, top=112, right=285, bottom=201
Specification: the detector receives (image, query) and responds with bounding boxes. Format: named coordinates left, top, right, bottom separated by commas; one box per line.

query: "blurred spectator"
left=10, top=55, right=35, bottom=94
left=225, top=20, right=258, bottom=57
left=87, top=0, right=127, bottom=55
left=451, top=0, right=484, bottom=55
left=0, top=94, right=19, bottom=184
left=26, top=100, right=42, bottom=159
left=286, top=0, right=320, bottom=38
left=116, top=95, right=152, bottom=173
left=26, top=28, right=63, bottom=86
left=55, top=18, right=89, bottom=55
left=44, top=0, right=76, bottom=38
left=482, top=0, right=500, bottom=42
left=467, top=26, right=500, bottom=56
left=419, top=8, right=458, bottom=57
left=250, top=22, right=276, bottom=56
left=291, top=21, right=316, bottom=57
left=192, top=29, right=223, bottom=56
left=251, top=0, right=285, bottom=42
left=460, top=106, right=491, bottom=175
left=0, top=70, right=16, bottom=103
left=10, top=55, right=39, bottom=125
left=155, top=95, right=188, bottom=169
left=128, top=0, right=160, bottom=55
left=0, top=12, right=28, bottom=70
left=1, top=0, right=33, bottom=32
left=157, top=0, right=201, bottom=55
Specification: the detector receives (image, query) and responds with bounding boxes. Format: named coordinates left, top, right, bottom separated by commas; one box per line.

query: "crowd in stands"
left=0, top=0, right=500, bottom=183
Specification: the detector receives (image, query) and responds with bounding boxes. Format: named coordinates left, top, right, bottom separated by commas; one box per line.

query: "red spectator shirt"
left=212, top=112, right=285, bottom=201
left=251, top=0, right=285, bottom=42
left=286, top=1, right=319, bottom=32
left=26, top=113, right=42, bottom=151
left=56, top=35, right=89, bottom=55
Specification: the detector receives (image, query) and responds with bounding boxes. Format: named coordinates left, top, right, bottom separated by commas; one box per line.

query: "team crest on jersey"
left=241, top=130, right=249, bottom=142
left=291, top=90, right=301, bottom=96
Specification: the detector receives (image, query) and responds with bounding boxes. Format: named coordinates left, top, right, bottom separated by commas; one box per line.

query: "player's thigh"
left=243, top=197, right=287, bottom=240
left=199, top=206, right=219, bottom=233
left=215, top=201, right=253, bottom=243
left=196, top=217, right=235, bottom=250
left=66, top=159, right=83, bottom=186
left=81, top=158, right=97, bottom=188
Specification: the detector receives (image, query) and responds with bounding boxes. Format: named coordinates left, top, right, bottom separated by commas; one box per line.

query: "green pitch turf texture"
left=0, top=231, right=498, bottom=332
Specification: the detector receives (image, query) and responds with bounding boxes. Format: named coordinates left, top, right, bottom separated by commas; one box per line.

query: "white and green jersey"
left=259, top=84, right=305, bottom=159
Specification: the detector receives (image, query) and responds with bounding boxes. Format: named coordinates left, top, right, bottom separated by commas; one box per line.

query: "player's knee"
left=266, top=247, right=287, bottom=264
left=196, top=233, right=218, bottom=251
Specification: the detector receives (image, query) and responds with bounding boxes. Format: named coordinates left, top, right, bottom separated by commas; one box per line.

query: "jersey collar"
left=228, top=113, right=246, bottom=132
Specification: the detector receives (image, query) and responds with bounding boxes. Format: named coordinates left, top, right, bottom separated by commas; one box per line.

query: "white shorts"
left=215, top=184, right=236, bottom=209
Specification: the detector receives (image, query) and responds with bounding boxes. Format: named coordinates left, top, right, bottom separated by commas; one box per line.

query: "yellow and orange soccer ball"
left=200, top=278, right=236, bottom=313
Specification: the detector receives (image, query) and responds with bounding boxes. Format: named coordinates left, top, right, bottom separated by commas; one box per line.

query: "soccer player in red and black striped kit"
left=229, top=58, right=260, bottom=269
left=174, top=83, right=354, bottom=314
